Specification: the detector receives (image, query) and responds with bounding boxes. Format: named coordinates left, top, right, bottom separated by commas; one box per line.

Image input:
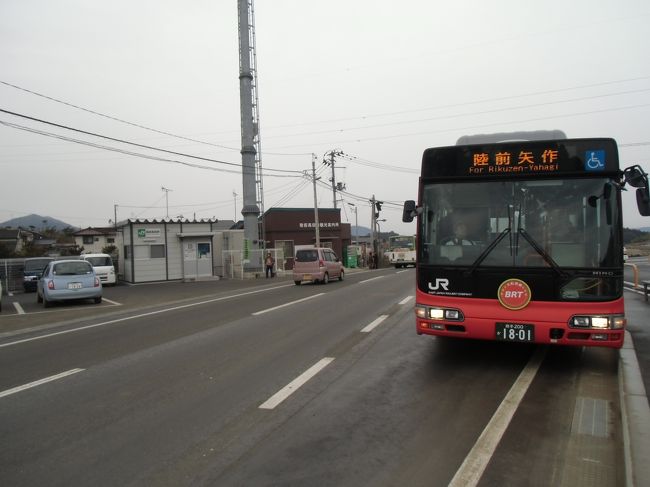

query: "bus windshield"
left=419, top=177, right=621, bottom=270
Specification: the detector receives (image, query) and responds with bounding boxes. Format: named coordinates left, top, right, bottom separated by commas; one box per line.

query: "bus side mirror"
left=637, top=187, right=650, bottom=216
left=624, top=165, right=647, bottom=188
left=402, top=200, right=417, bottom=222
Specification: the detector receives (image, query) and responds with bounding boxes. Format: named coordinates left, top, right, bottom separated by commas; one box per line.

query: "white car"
left=79, top=253, right=117, bottom=285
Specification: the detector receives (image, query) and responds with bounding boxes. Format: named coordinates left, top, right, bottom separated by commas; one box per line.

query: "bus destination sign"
left=421, top=139, right=619, bottom=179
left=468, top=148, right=561, bottom=175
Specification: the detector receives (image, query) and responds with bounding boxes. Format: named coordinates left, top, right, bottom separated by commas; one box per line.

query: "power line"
left=0, top=80, right=241, bottom=152
left=265, top=102, right=650, bottom=150
left=0, top=119, right=302, bottom=178
left=0, top=109, right=304, bottom=176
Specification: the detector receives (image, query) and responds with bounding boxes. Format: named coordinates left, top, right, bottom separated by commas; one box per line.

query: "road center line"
left=259, top=357, right=335, bottom=410
left=0, top=368, right=85, bottom=399
left=359, top=276, right=385, bottom=284
left=13, top=302, right=26, bottom=314
left=398, top=296, right=414, bottom=305
left=0, top=284, right=293, bottom=349
left=448, top=346, right=547, bottom=487
left=361, top=315, right=389, bottom=333
left=252, top=293, right=324, bottom=316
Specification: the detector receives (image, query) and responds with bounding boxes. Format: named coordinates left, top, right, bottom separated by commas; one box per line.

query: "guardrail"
left=625, top=262, right=639, bottom=289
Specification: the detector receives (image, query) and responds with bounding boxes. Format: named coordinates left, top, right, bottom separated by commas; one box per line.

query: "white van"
left=80, top=253, right=117, bottom=285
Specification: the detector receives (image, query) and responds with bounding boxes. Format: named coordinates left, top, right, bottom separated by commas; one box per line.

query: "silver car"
left=37, top=260, right=102, bottom=308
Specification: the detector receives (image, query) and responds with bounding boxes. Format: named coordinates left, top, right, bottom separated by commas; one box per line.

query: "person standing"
left=265, top=252, right=275, bottom=278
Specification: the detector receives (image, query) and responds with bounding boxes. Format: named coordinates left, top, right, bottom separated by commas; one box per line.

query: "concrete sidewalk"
left=621, top=289, right=650, bottom=486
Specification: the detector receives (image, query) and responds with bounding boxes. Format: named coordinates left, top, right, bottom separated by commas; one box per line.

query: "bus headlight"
left=569, top=315, right=626, bottom=329
left=415, top=306, right=464, bottom=321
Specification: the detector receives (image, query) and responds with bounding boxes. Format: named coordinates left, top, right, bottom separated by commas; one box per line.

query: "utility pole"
left=161, top=186, right=172, bottom=218
left=312, top=154, right=321, bottom=247
left=233, top=190, right=238, bottom=222
left=238, top=0, right=261, bottom=259
left=370, top=195, right=382, bottom=261
left=323, top=149, right=344, bottom=208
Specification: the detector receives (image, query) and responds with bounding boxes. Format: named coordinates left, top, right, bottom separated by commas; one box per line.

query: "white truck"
left=386, top=235, right=416, bottom=268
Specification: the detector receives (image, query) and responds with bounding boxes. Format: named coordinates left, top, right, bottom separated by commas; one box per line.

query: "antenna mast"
left=238, top=0, right=265, bottom=254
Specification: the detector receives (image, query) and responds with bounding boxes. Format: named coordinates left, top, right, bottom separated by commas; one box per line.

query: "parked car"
left=293, top=247, right=344, bottom=285
left=79, top=253, right=117, bottom=285
left=37, top=259, right=102, bottom=308
left=23, top=257, right=55, bottom=292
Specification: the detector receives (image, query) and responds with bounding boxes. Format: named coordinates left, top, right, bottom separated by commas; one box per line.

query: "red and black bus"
left=403, top=131, right=650, bottom=348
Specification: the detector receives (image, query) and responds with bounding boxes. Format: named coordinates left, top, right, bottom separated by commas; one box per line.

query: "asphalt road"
left=0, top=268, right=632, bottom=486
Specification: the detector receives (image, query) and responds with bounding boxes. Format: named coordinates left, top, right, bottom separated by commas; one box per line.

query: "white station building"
left=118, top=218, right=238, bottom=283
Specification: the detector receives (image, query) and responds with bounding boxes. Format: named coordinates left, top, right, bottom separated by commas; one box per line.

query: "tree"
left=102, top=244, right=118, bottom=256
left=0, top=242, right=16, bottom=258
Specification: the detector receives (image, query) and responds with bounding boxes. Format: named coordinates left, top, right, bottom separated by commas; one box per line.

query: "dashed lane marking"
left=0, top=368, right=85, bottom=399
left=361, top=315, right=389, bottom=333
left=252, top=293, right=324, bottom=316
left=259, top=358, right=335, bottom=410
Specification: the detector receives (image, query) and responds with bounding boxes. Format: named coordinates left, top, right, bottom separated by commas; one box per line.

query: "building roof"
left=117, top=218, right=236, bottom=230
left=0, top=228, right=21, bottom=239
left=264, top=207, right=341, bottom=215
left=73, top=226, right=117, bottom=236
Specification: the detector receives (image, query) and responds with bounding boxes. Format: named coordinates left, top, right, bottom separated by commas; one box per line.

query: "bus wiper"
left=518, top=228, right=567, bottom=278
left=465, top=227, right=511, bottom=276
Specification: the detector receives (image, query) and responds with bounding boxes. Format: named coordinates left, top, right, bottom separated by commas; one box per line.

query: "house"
left=0, top=228, right=24, bottom=254
left=0, top=227, right=50, bottom=255
left=73, top=227, right=119, bottom=254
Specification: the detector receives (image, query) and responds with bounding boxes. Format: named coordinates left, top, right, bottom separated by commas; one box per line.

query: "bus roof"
left=456, top=130, right=567, bottom=145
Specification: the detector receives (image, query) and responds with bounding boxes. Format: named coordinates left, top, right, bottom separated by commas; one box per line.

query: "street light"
left=348, top=203, right=358, bottom=244
left=161, top=186, right=172, bottom=218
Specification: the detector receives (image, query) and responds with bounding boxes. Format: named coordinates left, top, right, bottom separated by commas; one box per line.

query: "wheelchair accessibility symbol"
left=585, top=150, right=605, bottom=171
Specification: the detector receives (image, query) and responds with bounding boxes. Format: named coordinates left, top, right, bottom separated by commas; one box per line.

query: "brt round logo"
left=498, top=279, right=531, bottom=310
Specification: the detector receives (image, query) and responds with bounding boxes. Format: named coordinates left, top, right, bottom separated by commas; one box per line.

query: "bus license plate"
left=496, top=323, right=534, bottom=342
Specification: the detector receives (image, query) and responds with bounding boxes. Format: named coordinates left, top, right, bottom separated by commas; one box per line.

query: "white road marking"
left=259, top=358, right=335, bottom=410
left=361, top=315, right=389, bottom=333
left=101, top=298, right=121, bottom=306
left=0, top=368, right=85, bottom=399
left=448, top=347, right=547, bottom=487
left=13, top=302, right=25, bottom=314
left=396, top=270, right=409, bottom=274
left=252, top=293, right=324, bottom=316
left=399, top=296, right=414, bottom=305
left=0, top=284, right=293, bottom=349
left=359, top=276, right=385, bottom=284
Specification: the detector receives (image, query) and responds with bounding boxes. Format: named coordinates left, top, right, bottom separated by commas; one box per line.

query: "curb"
left=620, top=330, right=650, bottom=487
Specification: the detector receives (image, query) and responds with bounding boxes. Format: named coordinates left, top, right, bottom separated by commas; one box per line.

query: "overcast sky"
left=1, top=0, right=649, bottom=235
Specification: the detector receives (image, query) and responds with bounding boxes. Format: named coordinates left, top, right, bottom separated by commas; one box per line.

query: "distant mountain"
left=351, top=225, right=372, bottom=237
left=0, top=214, right=77, bottom=231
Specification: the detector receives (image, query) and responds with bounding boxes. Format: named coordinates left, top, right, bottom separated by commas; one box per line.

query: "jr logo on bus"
left=498, top=278, right=531, bottom=310
left=428, top=278, right=449, bottom=291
